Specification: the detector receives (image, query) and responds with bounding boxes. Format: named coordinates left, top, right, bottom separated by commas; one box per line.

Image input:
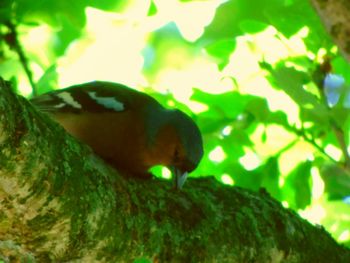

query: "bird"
left=30, top=81, right=203, bottom=189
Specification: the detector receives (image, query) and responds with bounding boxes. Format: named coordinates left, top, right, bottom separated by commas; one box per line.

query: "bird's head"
left=144, top=107, right=203, bottom=188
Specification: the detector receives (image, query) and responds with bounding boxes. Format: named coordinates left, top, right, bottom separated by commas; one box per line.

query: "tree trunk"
left=0, top=78, right=349, bottom=262
left=310, top=0, right=350, bottom=60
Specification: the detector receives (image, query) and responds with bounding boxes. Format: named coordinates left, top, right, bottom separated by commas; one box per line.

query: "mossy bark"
left=0, top=78, right=349, bottom=262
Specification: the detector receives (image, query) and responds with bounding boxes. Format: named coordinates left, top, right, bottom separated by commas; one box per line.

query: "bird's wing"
left=30, top=81, right=153, bottom=114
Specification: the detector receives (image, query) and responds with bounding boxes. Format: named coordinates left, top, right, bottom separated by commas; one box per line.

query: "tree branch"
left=0, top=78, right=349, bottom=262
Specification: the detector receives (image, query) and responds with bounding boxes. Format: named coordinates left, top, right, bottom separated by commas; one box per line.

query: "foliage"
left=1, top=0, right=350, bottom=247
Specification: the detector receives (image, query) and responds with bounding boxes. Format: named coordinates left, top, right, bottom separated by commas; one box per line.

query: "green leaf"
left=0, top=0, right=12, bottom=23
left=145, top=88, right=195, bottom=117
left=36, top=64, right=58, bottom=95
left=221, top=129, right=251, bottom=158
left=89, top=0, right=126, bottom=11
left=147, top=0, right=157, bottom=16
left=53, top=15, right=83, bottom=56
left=284, top=161, right=312, bottom=209
left=15, top=0, right=87, bottom=28
left=226, top=163, right=262, bottom=190
left=266, top=63, right=329, bottom=125
left=245, top=98, right=269, bottom=122
left=205, top=39, right=236, bottom=70
left=329, top=107, right=350, bottom=130
left=321, top=199, right=350, bottom=247
left=320, top=164, right=350, bottom=200
left=196, top=117, right=232, bottom=134
left=245, top=97, right=290, bottom=128
left=265, top=0, right=331, bottom=51
left=191, top=89, right=255, bottom=119
left=332, top=56, right=350, bottom=84
left=239, top=19, right=268, bottom=34
left=267, top=65, right=311, bottom=104
left=202, top=0, right=269, bottom=40
left=260, top=157, right=281, bottom=200
left=143, top=22, right=197, bottom=75
left=267, top=111, right=290, bottom=127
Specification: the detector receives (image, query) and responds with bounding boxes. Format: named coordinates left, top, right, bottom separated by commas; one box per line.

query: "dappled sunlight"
left=155, top=59, right=232, bottom=108
left=209, top=146, right=226, bottom=163
left=251, top=124, right=296, bottom=158
left=239, top=149, right=261, bottom=171
left=147, top=0, right=224, bottom=41
left=282, top=201, right=289, bottom=208
left=243, top=25, right=308, bottom=64
left=339, top=230, right=350, bottom=242
left=20, top=25, right=53, bottom=66
left=325, top=144, right=342, bottom=161
left=299, top=204, right=326, bottom=224
left=311, top=167, right=325, bottom=200
left=55, top=3, right=228, bottom=112
left=223, top=38, right=300, bottom=124
left=247, top=26, right=290, bottom=63
left=301, top=198, right=350, bottom=244
left=172, top=0, right=224, bottom=41
left=116, top=0, right=150, bottom=21
left=57, top=8, right=146, bottom=88
left=221, top=174, right=234, bottom=185
left=161, top=167, right=172, bottom=179
left=222, top=126, right=232, bottom=136
left=17, top=72, right=34, bottom=96
left=279, top=141, right=315, bottom=175
left=223, top=37, right=261, bottom=83
left=279, top=26, right=309, bottom=58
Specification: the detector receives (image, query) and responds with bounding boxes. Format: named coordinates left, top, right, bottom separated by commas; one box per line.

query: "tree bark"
left=310, top=0, right=350, bottom=60
left=0, top=78, right=349, bottom=262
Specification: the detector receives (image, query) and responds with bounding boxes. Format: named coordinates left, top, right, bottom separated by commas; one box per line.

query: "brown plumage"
left=30, top=81, right=203, bottom=188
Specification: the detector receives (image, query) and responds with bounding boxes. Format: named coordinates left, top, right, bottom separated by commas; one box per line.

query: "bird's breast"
left=51, top=111, right=150, bottom=175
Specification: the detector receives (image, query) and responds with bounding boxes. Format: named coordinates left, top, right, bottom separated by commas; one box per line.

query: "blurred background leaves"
left=1, top=0, right=350, bottom=247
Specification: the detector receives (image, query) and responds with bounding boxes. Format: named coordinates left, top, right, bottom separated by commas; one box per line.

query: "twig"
left=309, top=59, right=350, bottom=168
left=330, top=120, right=350, bottom=168
left=4, top=21, right=37, bottom=96
left=290, top=125, right=338, bottom=164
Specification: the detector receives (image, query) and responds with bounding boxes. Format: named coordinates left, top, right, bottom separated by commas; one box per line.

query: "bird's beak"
left=170, top=166, right=188, bottom=189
